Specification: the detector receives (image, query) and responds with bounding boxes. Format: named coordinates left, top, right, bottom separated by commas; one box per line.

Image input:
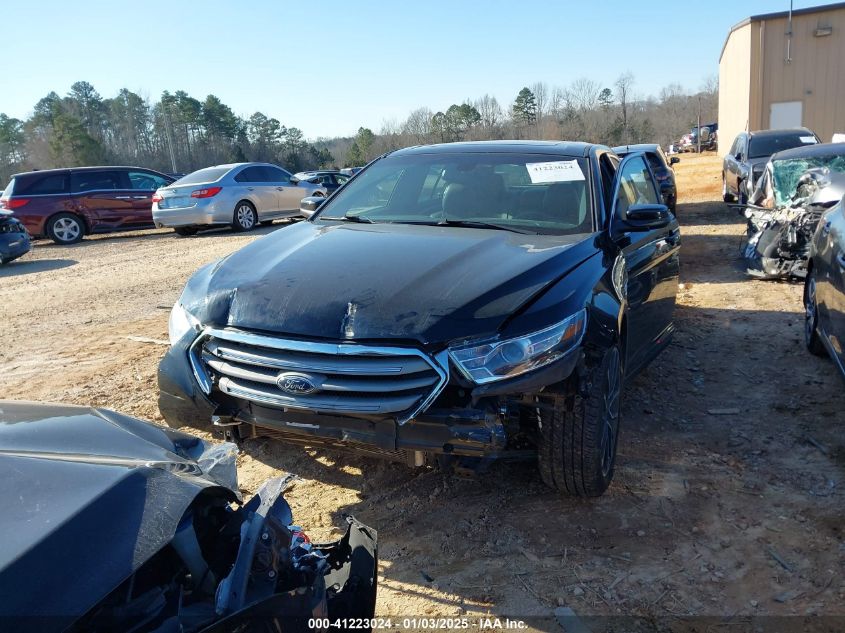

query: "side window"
left=599, top=154, right=617, bottom=212
left=19, top=173, right=69, bottom=195
left=729, top=137, right=740, bottom=156
left=416, top=165, right=448, bottom=205
left=645, top=153, right=663, bottom=173
left=264, top=166, right=292, bottom=183
left=615, top=156, right=658, bottom=216
left=71, top=170, right=126, bottom=193
left=234, top=166, right=262, bottom=183
left=127, top=171, right=170, bottom=190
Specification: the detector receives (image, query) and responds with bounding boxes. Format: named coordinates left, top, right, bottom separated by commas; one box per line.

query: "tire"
left=174, top=226, right=198, bottom=237
left=804, top=269, right=827, bottom=357
left=46, top=213, right=84, bottom=245
left=538, top=344, right=623, bottom=497
left=232, top=201, right=257, bottom=232
left=722, top=174, right=736, bottom=203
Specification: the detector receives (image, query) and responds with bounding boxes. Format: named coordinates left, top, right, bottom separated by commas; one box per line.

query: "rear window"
left=15, top=173, right=70, bottom=195
left=749, top=134, right=817, bottom=159
left=175, top=167, right=231, bottom=185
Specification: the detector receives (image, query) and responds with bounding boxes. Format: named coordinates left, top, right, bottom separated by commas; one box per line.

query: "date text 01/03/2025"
left=307, top=618, right=529, bottom=629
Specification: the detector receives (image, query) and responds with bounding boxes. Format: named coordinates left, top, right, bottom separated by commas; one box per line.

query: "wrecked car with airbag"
left=743, top=142, right=845, bottom=279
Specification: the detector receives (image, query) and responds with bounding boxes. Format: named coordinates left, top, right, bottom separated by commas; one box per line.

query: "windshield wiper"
left=337, top=213, right=374, bottom=223
left=436, top=218, right=535, bottom=234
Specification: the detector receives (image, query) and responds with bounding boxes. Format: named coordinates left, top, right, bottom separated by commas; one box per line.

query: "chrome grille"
left=190, top=327, right=448, bottom=424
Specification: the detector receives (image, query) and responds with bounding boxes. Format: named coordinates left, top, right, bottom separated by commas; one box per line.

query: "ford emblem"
left=276, top=372, right=319, bottom=395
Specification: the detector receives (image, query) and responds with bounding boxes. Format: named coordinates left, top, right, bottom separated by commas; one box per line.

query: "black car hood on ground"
left=0, top=401, right=239, bottom=627
left=182, top=221, right=597, bottom=345
left=0, top=401, right=378, bottom=632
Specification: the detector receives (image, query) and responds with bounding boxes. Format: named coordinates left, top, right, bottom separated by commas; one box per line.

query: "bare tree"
left=570, top=78, right=601, bottom=112
left=615, top=71, right=635, bottom=143
left=474, top=94, right=503, bottom=130
left=401, top=107, right=433, bottom=144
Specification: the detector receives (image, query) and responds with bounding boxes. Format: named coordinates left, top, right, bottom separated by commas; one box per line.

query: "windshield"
left=748, top=133, right=816, bottom=159
left=771, top=154, right=845, bottom=207
left=174, top=166, right=231, bottom=186
left=315, top=152, right=593, bottom=235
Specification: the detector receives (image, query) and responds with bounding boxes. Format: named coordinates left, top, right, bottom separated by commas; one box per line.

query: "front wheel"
left=232, top=201, right=257, bottom=232
left=537, top=344, right=623, bottom=497
left=804, top=270, right=827, bottom=357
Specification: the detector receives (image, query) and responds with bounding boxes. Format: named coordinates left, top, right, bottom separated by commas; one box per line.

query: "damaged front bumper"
left=158, top=335, right=582, bottom=462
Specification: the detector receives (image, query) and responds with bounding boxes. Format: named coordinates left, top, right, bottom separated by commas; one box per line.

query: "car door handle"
left=822, top=220, right=832, bottom=235
left=247, top=187, right=254, bottom=191
left=276, top=187, right=286, bottom=191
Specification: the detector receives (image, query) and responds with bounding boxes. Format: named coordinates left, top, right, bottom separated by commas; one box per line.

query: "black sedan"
left=0, top=401, right=377, bottom=632
left=613, top=144, right=679, bottom=212
left=159, top=141, right=680, bottom=497
left=0, top=211, right=30, bottom=264
left=805, top=196, right=845, bottom=380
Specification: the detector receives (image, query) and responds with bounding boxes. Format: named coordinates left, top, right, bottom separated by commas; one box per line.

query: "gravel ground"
left=1, top=154, right=842, bottom=624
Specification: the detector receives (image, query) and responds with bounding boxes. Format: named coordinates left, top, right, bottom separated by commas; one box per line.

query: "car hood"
left=182, top=221, right=597, bottom=345
left=0, top=401, right=238, bottom=624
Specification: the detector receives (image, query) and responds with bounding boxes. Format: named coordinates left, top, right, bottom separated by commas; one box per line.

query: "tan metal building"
left=718, top=2, right=845, bottom=155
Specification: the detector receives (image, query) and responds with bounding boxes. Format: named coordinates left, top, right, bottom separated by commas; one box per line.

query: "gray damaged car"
left=742, top=143, right=845, bottom=279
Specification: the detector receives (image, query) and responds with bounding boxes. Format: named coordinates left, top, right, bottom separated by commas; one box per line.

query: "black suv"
left=159, top=141, right=680, bottom=496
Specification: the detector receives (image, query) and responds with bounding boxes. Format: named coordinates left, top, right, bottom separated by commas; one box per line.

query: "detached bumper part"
left=208, top=477, right=377, bottom=632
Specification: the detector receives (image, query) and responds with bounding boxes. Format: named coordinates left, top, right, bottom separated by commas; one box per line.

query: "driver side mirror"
left=299, top=196, right=325, bottom=219
left=615, top=203, right=672, bottom=233
left=289, top=176, right=300, bottom=185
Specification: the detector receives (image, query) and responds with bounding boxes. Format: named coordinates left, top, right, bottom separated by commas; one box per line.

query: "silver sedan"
left=152, top=162, right=327, bottom=236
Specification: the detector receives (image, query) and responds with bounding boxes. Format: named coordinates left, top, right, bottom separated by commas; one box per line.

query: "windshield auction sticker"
left=526, top=160, right=585, bottom=183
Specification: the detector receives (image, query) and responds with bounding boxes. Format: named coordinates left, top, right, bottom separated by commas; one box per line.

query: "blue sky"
left=1, top=0, right=839, bottom=138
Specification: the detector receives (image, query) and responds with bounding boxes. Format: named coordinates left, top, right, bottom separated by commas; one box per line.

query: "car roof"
left=391, top=140, right=602, bottom=158
left=749, top=128, right=815, bottom=138
left=771, top=142, right=845, bottom=161
left=612, top=144, right=661, bottom=154
left=10, top=165, right=170, bottom=179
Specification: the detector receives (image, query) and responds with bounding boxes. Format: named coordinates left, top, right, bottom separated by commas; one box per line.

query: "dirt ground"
left=1, top=154, right=843, bottom=626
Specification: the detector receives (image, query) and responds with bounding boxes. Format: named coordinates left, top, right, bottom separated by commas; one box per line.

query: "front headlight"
left=449, top=309, right=587, bottom=384
left=168, top=302, right=202, bottom=346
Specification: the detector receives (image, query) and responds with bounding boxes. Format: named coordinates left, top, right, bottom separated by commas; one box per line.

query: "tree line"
left=1, top=74, right=717, bottom=184
left=0, top=81, right=333, bottom=183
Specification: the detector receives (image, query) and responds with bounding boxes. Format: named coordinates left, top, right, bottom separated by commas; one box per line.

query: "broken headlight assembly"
left=449, top=309, right=586, bottom=384
left=168, top=301, right=202, bottom=346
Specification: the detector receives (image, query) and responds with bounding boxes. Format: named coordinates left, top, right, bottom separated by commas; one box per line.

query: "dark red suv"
left=0, top=167, right=175, bottom=244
